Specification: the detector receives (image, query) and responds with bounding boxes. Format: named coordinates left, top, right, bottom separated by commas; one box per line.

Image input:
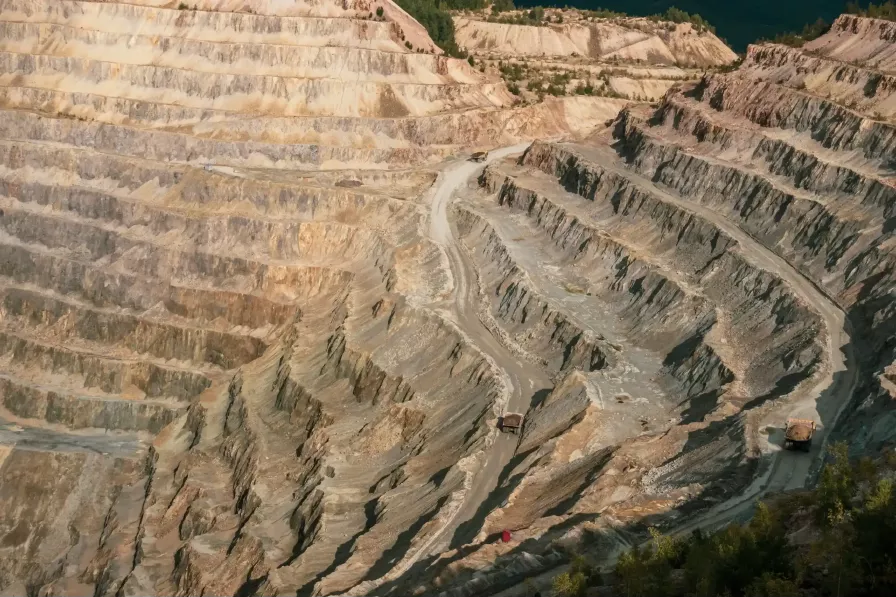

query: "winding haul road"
left=393, top=140, right=857, bottom=593
left=394, top=144, right=543, bottom=573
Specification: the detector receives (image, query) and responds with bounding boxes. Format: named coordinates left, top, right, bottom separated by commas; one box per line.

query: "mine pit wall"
left=616, top=108, right=896, bottom=288
left=514, top=142, right=826, bottom=412
left=0, top=331, right=212, bottom=399
left=615, top=102, right=896, bottom=413
left=697, top=74, right=896, bottom=169
left=0, top=0, right=402, bottom=50
left=476, top=168, right=731, bottom=409
left=454, top=208, right=613, bottom=375
left=0, top=52, right=509, bottom=119
left=0, top=22, right=463, bottom=83
left=0, top=378, right=181, bottom=433
left=742, top=44, right=896, bottom=118
left=805, top=14, right=896, bottom=71
left=0, top=91, right=621, bottom=159
left=130, top=268, right=510, bottom=594
left=0, top=446, right=149, bottom=595
left=652, top=96, right=896, bottom=226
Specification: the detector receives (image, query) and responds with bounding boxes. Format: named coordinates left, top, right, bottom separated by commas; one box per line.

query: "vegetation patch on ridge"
left=550, top=443, right=896, bottom=597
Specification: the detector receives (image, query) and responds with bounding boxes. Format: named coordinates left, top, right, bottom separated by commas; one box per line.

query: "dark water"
left=513, top=0, right=847, bottom=51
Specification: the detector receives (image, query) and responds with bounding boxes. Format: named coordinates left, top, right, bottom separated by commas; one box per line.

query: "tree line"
left=552, top=443, right=896, bottom=597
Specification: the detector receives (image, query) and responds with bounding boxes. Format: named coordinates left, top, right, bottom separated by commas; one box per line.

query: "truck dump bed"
left=785, top=418, right=816, bottom=442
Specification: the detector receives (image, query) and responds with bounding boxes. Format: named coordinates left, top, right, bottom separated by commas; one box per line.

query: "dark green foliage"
left=491, top=0, right=515, bottom=13
left=647, top=7, right=716, bottom=34
left=574, top=81, right=595, bottom=95
left=507, top=82, right=521, bottom=94
left=498, top=61, right=526, bottom=81
left=376, top=6, right=384, bottom=17
left=767, top=17, right=830, bottom=47
left=597, top=443, right=896, bottom=597
left=553, top=555, right=597, bottom=597
left=178, top=2, right=189, bottom=8
left=582, top=8, right=627, bottom=19
left=847, top=1, right=896, bottom=21
left=393, top=0, right=482, bottom=56
left=528, top=6, right=544, bottom=22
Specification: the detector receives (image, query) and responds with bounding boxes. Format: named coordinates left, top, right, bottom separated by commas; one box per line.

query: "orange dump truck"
left=784, top=418, right=816, bottom=452
left=499, top=413, right=524, bottom=435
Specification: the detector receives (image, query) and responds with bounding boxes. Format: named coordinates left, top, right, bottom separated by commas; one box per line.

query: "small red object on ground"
left=501, top=529, right=511, bottom=543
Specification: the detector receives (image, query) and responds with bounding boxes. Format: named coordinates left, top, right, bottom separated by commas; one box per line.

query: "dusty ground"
left=0, top=3, right=895, bottom=597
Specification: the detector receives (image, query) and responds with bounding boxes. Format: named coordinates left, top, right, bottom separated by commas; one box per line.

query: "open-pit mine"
left=0, top=1, right=893, bottom=596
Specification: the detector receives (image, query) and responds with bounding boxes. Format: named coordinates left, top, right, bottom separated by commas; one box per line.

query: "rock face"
left=0, top=2, right=893, bottom=597
left=361, top=14, right=896, bottom=597
left=0, top=1, right=631, bottom=595
left=454, top=13, right=738, bottom=66
left=455, top=9, right=737, bottom=105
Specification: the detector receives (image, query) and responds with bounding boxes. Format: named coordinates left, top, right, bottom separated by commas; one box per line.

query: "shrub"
left=768, top=17, right=830, bottom=47
left=491, top=0, right=514, bottom=13
left=376, top=6, right=384, bottom=17
left=393, top=0, right=482, bottom=57
left=592, top=444, right=896, bottom=597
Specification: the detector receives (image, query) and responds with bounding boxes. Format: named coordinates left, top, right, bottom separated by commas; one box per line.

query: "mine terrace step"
left=621, top=111, right=830, bottom=208
left=483, top=161, right=707, bottom=299
left=0, top=141, right=426, bottom=219
left=0, top=88, right=504, bottom=153
left=0, top=415, right=144, bottom=457
left=612, top=116, right=895, bottom=277
left=0, top=22, right=476, bottom=84
left=0, top=284, right=269, bottom=370
left=0, top=223, right=361, bottom=315
left=0, top=197, right=392, bottom=280
left=0, top=173, right=411, bottom=242
left=661, top=91, right=896, bottom=191
left=698, top=74, right=896, bottom=169
left=0, top=0, right=402, bottom=51
left=650, top=94, right=896, bottom=222
left=0, top=52, right=508, bottom=119
left=0, top=327, right=215, bottom=400
left=0, top=240, right=301, bottom=331
left=743, top=43, right=896, bottom=119
left=0, top=107, right=469, bottom=168
left=0, top=372, right=186, bottom=434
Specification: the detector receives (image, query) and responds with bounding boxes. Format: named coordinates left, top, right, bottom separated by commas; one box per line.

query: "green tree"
left=491, top=0, right=514, bottom=13
left=848, top=1, right=896, bottom=21
left=816, top=442, right=855, bottom=527
left=528, top=7, right=544, bottom=23
left=552, top=571, right=587, bottom=597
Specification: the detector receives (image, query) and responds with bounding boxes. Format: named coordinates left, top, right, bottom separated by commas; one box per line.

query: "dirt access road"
left=340, top=145, right=544, bottom=597
left=404, top=144, right=548, bottom=569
